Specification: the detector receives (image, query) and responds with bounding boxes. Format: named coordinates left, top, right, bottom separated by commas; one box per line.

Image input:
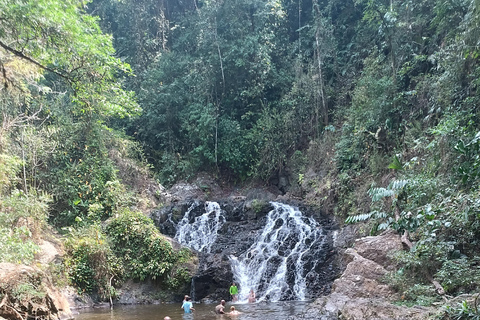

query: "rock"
left=36, top=240, right=61, bottom=265
left=292, top=230, right=436, bottom=320
left=332, top=248, right=393, bottom=298
left=352, top=229, right=403, bottom=270
left=0, top=263, right=73, bottom=320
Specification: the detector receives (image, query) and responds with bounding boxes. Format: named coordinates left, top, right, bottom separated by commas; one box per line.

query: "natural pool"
left=73, top=301, right=311, bottom=320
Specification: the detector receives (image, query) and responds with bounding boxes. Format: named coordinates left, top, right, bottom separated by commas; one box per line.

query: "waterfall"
left=174, top=201, right=225, bottom=253
left=171, top=200, right=328, bottom=302
left=229, top=202, right=326, bottom=302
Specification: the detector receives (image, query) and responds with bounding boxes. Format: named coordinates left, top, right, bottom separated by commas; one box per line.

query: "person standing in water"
left=181, top=296, right=195, bottom=313
left=248, top=289, right=256, bottom=303
left=229, top=282, right=238, bottom=302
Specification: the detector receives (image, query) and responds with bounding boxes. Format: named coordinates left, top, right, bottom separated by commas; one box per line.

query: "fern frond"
left=369, top=187, right=395, bottom=202
left=378, top=222, right=390, bottom=230
left=389, top=179, right=408, bottom=190
left=374, top=211, right=388, bottom=219
left=345, top=211, right=375, bottom=224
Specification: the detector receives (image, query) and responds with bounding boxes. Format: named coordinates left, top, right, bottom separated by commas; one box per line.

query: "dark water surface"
left=74, top=301, right=310, bottom=320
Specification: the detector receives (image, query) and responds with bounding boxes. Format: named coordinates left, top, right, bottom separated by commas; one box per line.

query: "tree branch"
left=0, top=40, right=72, bottom=83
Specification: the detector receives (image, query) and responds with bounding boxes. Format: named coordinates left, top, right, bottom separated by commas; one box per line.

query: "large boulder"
left=292, top=230, right=436, bottom=320
left=0, top=263, right=73, bottom=320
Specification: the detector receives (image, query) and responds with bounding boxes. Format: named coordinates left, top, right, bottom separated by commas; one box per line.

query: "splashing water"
left=230, top=202, right=326, bottom=302
left=174, top=201, right=225, bottom=253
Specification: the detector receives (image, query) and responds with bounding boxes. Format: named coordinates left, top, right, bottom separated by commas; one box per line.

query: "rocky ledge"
left=0, top=263, right=73, bottom=320
left=291, top=230, right=436, bottom=320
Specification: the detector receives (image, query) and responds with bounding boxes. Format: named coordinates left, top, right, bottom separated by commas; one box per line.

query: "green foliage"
left=251, top=199, right=269, bottom=214
left=105, top=209, right=192, bottom=286
left=386, top=269, right=438, bottom=306
left=0, top=154, right=21, bottom=192
left=11, top=282, right=46, bottom=302
left=0, top=188, right=50, bottom=264
left=42, top=124, right=138, bottom=227
left=436, top=257, right=480, bottom=294
left=334, top=123, right=365, bottom=172
left=63, top=208, right=193, bottom=296
left=442, top=298, right=480, bottom=320
left=64, top=223, right=121, bottom=295
left=0, top=225, right=39, bottom=264
left=388, top=155, right=403, bottom=171
left=0, top=0, right=139, bottom=118
left=345, top=179, right=409, bottom=231
left=454, top=131, right=480, bottom=186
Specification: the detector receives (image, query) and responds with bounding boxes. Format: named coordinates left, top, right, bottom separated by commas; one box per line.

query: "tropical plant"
left=105, top=209, right=192, bottom=287
left=64, top=223, right=121, bottom=296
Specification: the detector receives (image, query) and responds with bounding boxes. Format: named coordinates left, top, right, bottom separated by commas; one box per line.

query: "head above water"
left=230, top=306, right=235, bottom=311
left=221, top=300, right=226, bottom=305
left=164, top=317, right=171, bottom=320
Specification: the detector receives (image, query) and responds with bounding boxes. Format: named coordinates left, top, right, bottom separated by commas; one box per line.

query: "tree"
left=0, top=0, right=139, bottom=119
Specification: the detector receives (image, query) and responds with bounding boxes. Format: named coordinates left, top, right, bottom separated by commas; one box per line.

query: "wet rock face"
left=151, top=198, right=340, bottom=302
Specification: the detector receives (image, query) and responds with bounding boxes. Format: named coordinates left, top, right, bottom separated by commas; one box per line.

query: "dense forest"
left=1, top=0, right=480, bottom=318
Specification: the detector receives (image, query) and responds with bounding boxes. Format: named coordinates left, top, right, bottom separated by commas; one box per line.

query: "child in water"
left=229, top=306, right=241, bottom=315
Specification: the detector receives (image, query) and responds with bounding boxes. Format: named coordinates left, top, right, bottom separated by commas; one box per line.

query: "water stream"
left=229, top=202, right=325, bottom=302
left=174, top=201, right=226, bottom=253
left=174, top=201, right=326, bottom=302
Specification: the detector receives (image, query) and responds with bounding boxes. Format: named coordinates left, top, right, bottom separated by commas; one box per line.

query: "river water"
left=73, top=301, right=310, bottom=320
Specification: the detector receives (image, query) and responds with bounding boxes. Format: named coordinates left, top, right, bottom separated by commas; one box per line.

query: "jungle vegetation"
left=1, top=0, right=480, bottom=317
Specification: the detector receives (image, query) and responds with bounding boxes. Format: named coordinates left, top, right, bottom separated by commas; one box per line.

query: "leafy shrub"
left=0, top=189, right=50, bottom=264
left=386, top=267, right=439, bottom=306
left=441, top=298, right=480, bottom=320
left=155, top=151, right=195, bottom=188
left=105, top=209, right=192, bottom=286
left=436, top=257, right=480, bottom=294
left=64, top=224, right=122, bottom=296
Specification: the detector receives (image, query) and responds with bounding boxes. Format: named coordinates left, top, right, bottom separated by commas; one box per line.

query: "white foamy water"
left=174, top=201, right=225, bottom=253
left=173, top=201, right=326, bottom=302
left=229, top=202, right=325, bottom=302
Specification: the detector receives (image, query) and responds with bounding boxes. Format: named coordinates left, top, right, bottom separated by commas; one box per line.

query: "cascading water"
left=168, top=200, right=331, bottom=302
left=174, top=201, right=225, bottom=253
left=229, top=202, right=326, bottom=302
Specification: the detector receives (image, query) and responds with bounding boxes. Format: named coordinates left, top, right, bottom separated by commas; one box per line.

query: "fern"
left=346, top=180, right=409, bottom=230
left=389, top=179, right=408, bottom=190
left=369, top=187, right=395, bottom=201
left=368, top=179, right=409, bottom=202
left=345, top=210, right=387, bottom=224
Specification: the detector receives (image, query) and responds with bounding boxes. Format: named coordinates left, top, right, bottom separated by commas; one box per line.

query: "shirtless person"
left=248, top=289, right=256, bottom=303
left=215, top=300, right=226, bottom=314
left=229, top=306, right=242, bottom=315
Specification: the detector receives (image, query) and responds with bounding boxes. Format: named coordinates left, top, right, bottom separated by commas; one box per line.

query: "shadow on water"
left=73, top=301, right=311, bottom=320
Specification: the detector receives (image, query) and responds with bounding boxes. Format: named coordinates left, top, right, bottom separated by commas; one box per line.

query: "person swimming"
left=215, top=300, right=226, bottom=314
left=229, top=306, right=241, bottom=315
